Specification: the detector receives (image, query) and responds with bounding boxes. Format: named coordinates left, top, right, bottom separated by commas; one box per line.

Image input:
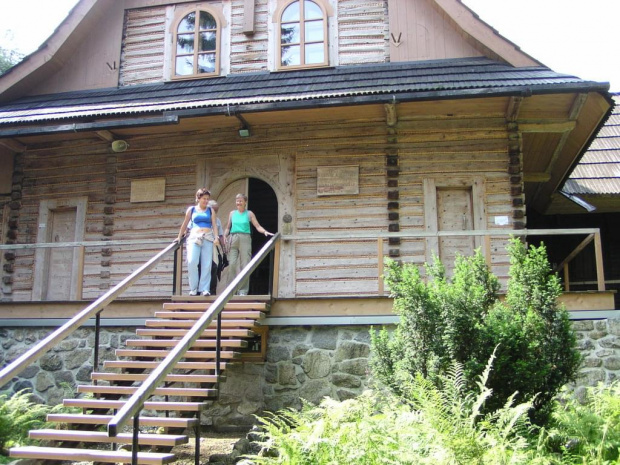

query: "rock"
left=354, top=329, right=371, bottom=344
left=39, top=353, right=63, bottom=371
left=310, top=327, right=339, bottom=350
left=53, top=370, right=75, bottom=387
left=279, top=328, right=310, bottom=344
left=266, top=346, right=290, bottom=363
left=20, top=365, right=39, bottom=379
left=238, top=400, right=262, bottom=415
left=576, top=339, right=594, bottom=351
left=302, top=350, right=331, bottom=379
left=608, top=318, right=620, bottom=336
left=54, top=339, right=80, bottom=352
left=75, top=366, right=93, bottom=382
left=603, top=356, right=620, bottom=370
left=588, top=331, right=607, bottom=340
left=337, top=389, right=359, bottom=401
left=278, top=362, right=297, bottom=385
left=264, top=394, right=302, bottom=412
left=599, top=337, right=620, bottom=349
left=335, top=341, right=369, bottom=361
left=582, top=357, right=602, bottom=368
left=299, top=379, right=332, bottom=405
left=46, top=387, right=66, bottom=406
left=596, top=349, right=614, bottom=357
left=292, top=344, right=311, bottom=358
left=12, top=380, right=33, bottom=393
left=264, top=364, right=277, bottom=384
left=331, top=373, right=361, bottom=388
left=577, top=369, right=605, bottom=386
left=339, top=358, right=369, bottom=376
left=35, top=371, right=55, bottom=392
left=572, top=321, right=594, bottom=331
left=64, top=349, right=92, bottom=370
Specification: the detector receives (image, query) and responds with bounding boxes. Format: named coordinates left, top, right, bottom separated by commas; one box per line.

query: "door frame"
left=423, top=177, right=486, bottom=263
left=33, top=197, right=87, bottom=301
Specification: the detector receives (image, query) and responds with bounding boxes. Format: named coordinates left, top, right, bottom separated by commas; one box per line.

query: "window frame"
left=171, top=5, right=222, bottom=80
left=275, top=0, right=330, bottom=71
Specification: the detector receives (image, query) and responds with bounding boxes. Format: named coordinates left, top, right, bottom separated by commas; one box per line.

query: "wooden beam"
left=242, top=0, right=255, bottom=34
left=384, top=103, right=398, bottom=127
left=518, top=120, right=576, bottom=133
left=523, top=172, right=551, bottom=183
left=505, top=96, right=523, bottom=122
left=569, top=93, right=588, bottom=120
left=554, top=233, right=594, bottom=273
left=594, top=231, right=605, bottom=291
left=95, top=130, right=116, bottom=142
left=0, top=138, right=26, bottom=152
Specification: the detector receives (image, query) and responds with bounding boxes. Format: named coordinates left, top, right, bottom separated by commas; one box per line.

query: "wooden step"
left=136, top=328, right=254, bottom=338
left=30, top=429, right=188, bottom=447
left=47, top=413, right=197, bottom=428
left=104, top=360, right=228, bottom=370
left=77, top=385, right=217, bottom=398
left=170, top=294, right=270, bottom=303
left=64, top=399, right=207, bottom=412
left=163, top=302, right=269, bottom=311
left=154, top=311, right=265, bottom=320
left=115, top=349, right=240, bottom=359
left=125, top=339, right=247, bottom=349
left=10, top=446, right=175, bottom=464
left=90, top=372, right=222, bottom=383
left=146, top=319, right=258, bottom=329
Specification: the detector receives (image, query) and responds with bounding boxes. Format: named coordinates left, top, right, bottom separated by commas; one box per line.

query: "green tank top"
left=230, top=210, right=251, bottom=234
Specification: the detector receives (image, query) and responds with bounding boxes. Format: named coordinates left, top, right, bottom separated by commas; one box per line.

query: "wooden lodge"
left=0, top=0, right=617, bottom=462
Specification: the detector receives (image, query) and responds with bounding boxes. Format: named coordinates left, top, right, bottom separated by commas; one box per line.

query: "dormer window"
left=173, top=8, right=220, bottom=78
left=278, top=0, right=328, bottom=69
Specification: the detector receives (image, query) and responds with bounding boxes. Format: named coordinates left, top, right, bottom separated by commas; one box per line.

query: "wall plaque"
left=130, top=178, right=166, bottom=203
left=317, top=165, right=359, bottom=196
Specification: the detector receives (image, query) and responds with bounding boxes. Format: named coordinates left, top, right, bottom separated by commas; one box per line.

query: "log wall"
left=4, top=105, right=518, bottom=302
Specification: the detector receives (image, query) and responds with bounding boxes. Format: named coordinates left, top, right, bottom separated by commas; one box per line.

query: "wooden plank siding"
left=119, top=6, right=168, bottom=86
left=338, top=0, right=390, bottom=65
left=6, top=104, right=517, bottom=301
left=230, top=0, right=269, bottom=74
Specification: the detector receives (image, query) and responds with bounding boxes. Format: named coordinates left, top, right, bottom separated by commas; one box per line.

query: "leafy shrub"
left=371, top=238, right=581, bottom=425
left=0, top=390, right=51, bottom=454
left=540, top=382, right=620, bottom=464
left=246, top=354, right=539, bottom=464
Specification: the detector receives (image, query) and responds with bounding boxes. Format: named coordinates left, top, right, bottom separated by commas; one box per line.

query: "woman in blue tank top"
left=223, top=193, right=273, bottom=296
left=176, top=188, right=220, bottom=296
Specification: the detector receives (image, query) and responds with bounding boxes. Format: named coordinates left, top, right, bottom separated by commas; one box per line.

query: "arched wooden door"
left=214, top=178, right=278, bottom=295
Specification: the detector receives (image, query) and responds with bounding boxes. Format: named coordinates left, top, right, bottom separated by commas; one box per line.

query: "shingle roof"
left=562, top=94, right=620, bottom=195
left=0, top=57, right=608, bottom=127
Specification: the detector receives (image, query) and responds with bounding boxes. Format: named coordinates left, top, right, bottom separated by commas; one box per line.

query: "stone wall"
left=0, top=326, right=136, bottom=404
left=1, top=320, right=619, bottom=429
left=571, top=318, right=620, bottom=398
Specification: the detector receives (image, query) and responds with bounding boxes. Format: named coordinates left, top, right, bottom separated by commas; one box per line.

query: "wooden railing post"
left=563, top=263, right=570, bottom=292
left=594, top=231, right=605, bottom=291
left=377, top=237, right=384, bottom=296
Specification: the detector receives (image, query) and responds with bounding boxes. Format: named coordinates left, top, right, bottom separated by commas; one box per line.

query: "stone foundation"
left=1, top=319, right=619, bottom=427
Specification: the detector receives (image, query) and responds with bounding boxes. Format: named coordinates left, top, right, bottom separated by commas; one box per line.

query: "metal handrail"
left=107, top=232, right=281, bottom=438
left=0, top=239, right=183, bottom=388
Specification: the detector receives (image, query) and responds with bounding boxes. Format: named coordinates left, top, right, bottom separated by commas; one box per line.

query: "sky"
left=0, top=0, right=618, bottom=91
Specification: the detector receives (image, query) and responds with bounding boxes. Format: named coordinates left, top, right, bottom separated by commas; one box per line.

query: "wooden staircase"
left=9, top=297, right=269, bottom=464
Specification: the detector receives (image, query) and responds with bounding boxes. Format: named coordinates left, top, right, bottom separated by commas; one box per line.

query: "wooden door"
left=44, top=208, right=77, bottom=300
left=436, top=187, right=475, bottom=274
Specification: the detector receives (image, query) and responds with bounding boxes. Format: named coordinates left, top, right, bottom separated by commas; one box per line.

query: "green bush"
left=371, top=238, right=581, bottom=425
left=247, top=354, right=539, bottom=464
left=0, top=390, right=51, bottom=454
left=540, top=382, right=620, bottom=464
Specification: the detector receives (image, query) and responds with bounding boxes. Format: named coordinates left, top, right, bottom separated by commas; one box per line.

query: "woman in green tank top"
left=224, top=193, right=274, bottom=296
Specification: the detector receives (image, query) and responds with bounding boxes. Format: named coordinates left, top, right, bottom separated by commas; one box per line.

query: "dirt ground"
left=172, top=431, right=247, bottom=464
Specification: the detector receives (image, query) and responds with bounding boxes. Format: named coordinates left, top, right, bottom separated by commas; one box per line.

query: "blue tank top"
left=191, top=206, right=212, bottom=228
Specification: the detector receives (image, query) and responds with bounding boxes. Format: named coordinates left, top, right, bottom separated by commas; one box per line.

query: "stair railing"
left=0, top=239, right=185, bottom=388
left=107, top=233, right=281, bottom=464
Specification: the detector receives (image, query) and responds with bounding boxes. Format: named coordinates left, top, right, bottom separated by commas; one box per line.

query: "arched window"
left=278, top=0, right=328, bottom=69
left=173, top=8, right=220, bottom=78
